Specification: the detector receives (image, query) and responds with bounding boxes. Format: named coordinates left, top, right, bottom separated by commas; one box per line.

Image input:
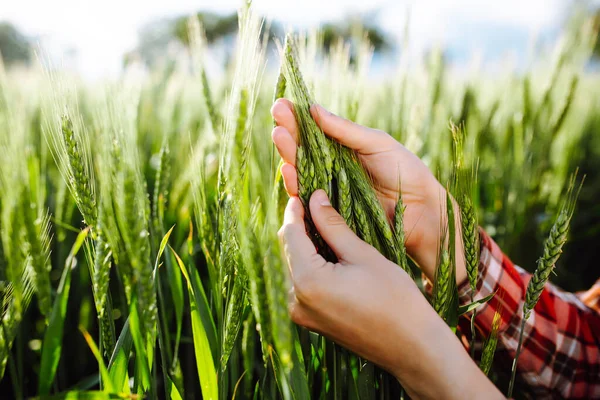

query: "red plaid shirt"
left=458, top=230, right=600, bottom=399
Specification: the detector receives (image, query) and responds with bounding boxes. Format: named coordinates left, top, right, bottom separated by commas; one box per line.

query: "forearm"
left=389, top=282, right=503, bottom=399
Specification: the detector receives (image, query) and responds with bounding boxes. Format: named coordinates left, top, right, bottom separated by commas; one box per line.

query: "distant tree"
left=0, top=22, right=31, bottom=66
left=321, top=20, right=390, bottom=53
left=125, top=18, right=176, bottom=67
left=125, top=12, right=242, bottom=67
left=126, top=11, right=392, bottom=67
left=173, top=12, right=239, bottom=46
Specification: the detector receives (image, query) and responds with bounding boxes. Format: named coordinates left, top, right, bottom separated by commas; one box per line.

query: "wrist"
left=390, top=305, right=502, bottom=399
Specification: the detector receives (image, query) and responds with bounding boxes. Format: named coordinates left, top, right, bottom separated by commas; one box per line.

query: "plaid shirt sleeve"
left=458, top=229, right=600, bottom=399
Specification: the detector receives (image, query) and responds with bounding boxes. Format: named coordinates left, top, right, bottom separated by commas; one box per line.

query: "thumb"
left=310, top=104, right=392, bottom=154
left=309, top=189, right=376, bottom=263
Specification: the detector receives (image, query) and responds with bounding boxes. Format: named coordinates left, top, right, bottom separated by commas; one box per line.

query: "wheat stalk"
left=508, top=174, right=583, bottom=397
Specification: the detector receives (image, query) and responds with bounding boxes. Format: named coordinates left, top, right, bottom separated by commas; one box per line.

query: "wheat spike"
left=282, top=35, right=333, bottom=192
left=393, top=190, right=409, bottom=273
left=61, top=115, right=97, bottom=227
left=508, top=174, right=582, bottom=397
left=152, top=140, right=170, bottom=234
left=337, top=167, right=355, bottom=232
left=480, top=310, right=501, bottom=376
left=523, top=175, right=582, bottom=319
left=433, top=249, right=451, bottom=317
left=221, top=266, right=248, bottom=370
left=22, top=201, right=52, bottom=319
left=93, top=223, right=112, bottom=319
left=461, top=197, right=479, bottom=292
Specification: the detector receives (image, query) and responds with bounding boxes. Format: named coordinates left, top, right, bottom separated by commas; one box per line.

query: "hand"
left=280, top=191, right=503, bottom=399
left=271, top=99, right=466, bottom=285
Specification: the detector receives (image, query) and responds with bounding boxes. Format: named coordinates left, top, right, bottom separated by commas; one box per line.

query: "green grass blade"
left=108, top=318, right=132, bottom=394
left=38, top=228, right=89, bottom=395
left=128, top=295, right=151, bottom=394
left=458, top=292, right=496, bottom=316
left=170, top=246, right=218, bottom=400
left=166, top=249, right=184, bottom=369
left=269, top=350, right=292, bottom=400
left=287, top=329, right=310, bottom=399
left=189, top=255, right=218, bottom=361
left=166, top=374, right=183, bottom=400
left=79, top=327, right=116, bottom=393
left=154, top=225, right=175, bottom=272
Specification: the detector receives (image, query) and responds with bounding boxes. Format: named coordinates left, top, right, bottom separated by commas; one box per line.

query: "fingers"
left=278, top=197, right=320, bottom=272
left=310, top=104, right=393, bottom=154
left=281, top=163, right=298, bottom=196
left=272, top=99, right=395, bottom=155
left=272, top=126, right=297, bottom=166
left=271, top=98, right=298, bottom=141
left=309, top=190, right=377, bottom=263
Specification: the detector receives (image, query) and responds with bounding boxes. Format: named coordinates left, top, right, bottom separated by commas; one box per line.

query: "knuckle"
left=278, top=224, right=295, bottom=242
left=371, top=127, right=393, bottom=140
left=288, top=300, right=305, bottom=325
left=325, top=213, right=346, bottom=227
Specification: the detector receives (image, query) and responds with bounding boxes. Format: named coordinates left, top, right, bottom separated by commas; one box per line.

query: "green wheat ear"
left=449, top=122, right=480, bottom=357
left=508, top=172, right=583, bottom=397
left=524, top=173, right=582, bottom=319
left=461, top=197, right=479, bottom=292
left=480, top=310, right=501, bottom=376
left=432, top=190, right=459, bottom=327
left=221, top=263, right=248, bottom=371
left=22, top=205, right=52, bottom=319
left=433, top=248, right=452, bottom=317
left=393, top=175, right=409, bottom=274
left=337, top=167, right=355, bottom=232
left=152, top=139, right=170, bottom=234
left=61, top=115, right=97, bottom=227
left=449, top=123, right=479, bottom=292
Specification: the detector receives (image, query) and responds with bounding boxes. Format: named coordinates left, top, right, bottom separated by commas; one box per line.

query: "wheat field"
left=0, top=5, right=598, bottom=399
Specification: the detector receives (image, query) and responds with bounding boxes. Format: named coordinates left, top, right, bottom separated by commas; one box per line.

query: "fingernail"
left=314, top=189, right=331, bottom=207
left=310, top=104, right=327, bottom=115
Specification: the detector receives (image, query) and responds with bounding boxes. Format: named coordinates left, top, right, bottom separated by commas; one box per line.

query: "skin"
left=272, top=99, right=505, bottom=399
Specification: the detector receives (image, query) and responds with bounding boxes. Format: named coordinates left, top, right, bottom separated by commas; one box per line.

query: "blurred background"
left=1, top=0, right=600, bottom=78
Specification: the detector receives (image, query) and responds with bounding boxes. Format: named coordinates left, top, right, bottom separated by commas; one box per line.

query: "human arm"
left=272, top=99, right=600, bottom=398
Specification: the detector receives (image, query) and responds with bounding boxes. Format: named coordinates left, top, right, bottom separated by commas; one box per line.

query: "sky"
left=0, top=0, right=572, bottom=78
